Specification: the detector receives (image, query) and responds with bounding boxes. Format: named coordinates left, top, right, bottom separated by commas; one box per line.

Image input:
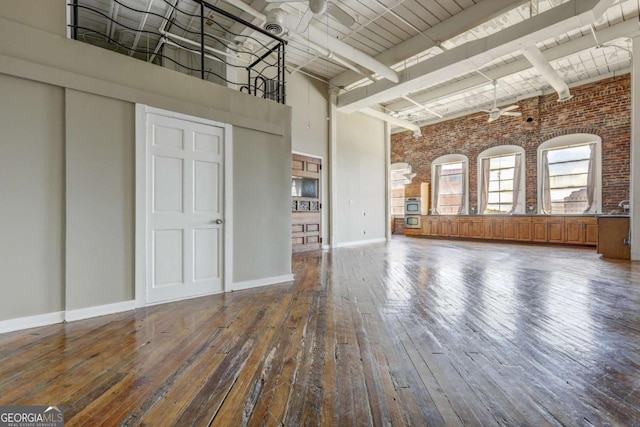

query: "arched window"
left=538, top=134, right=602, bottom=214
left=477, top=145, right=525, bottom=214
left=431, top=154, right=468, bottom=215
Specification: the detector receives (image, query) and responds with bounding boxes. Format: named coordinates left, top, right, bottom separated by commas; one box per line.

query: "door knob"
left=215, top=219, right=223, bottom=224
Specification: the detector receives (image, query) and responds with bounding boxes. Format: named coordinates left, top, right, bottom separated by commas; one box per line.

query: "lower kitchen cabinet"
left=503, top=218, right=517, bottom=241
left=482, top=218, right=493, bottom=239
left=470, top=218, right=483, bottom=238
left=407, top=215, right=597, bottom=247
left=516, top=217, right=532, bottom=241
left=565, top=217, right=598, bottom=245
left=547, top=217, right=566, bottom=244
left=491, top=218, right=504, bottom=240
left=531, top=217, right=548, bottom=242
left=449, top=217, right=460, bottom=237
left=423, top=216, right=437, bottom=236
left=585, top=219, right=598, bottom=245
left=439, top=217, right=452, bottom=236
left=483, top=217, right=504, bottom=240
left=459, top=219, right=471, bottom=238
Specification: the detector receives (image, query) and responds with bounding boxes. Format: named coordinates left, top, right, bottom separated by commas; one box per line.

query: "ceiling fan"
left=264, top=0, right=356, bottom=28
left=482, top=80, right=521, bottom=122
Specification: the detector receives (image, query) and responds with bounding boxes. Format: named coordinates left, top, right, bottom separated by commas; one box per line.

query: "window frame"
left=390, top=162, right=412, bottom=217
left=431, top=154, right=469, bottom=215
left=477, top=145, right=526, bottom=215
left=537, top=134, right=602, bottom=215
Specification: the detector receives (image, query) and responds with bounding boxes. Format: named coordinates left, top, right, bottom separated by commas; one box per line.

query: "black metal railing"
left=68, top=0, right=286, bottom=104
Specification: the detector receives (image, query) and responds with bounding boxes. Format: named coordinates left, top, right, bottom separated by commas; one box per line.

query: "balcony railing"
left=68, top=0, right=286, bottom=103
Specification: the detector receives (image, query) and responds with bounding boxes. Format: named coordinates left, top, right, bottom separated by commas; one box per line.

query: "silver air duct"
left=309, top=0, right=327, bottom=15
left=521, top=45, right=572, bottom=102
left=264, top=8, right=286, bottom=36
left=222, top=0, right=399, bottom=83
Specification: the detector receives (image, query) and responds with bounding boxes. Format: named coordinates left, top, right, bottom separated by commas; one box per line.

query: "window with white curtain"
left=538, top=134, right=601, bottom=214
left=477, top=146, right=525, bottom=214
left=432, top=154, right=468, bottom=215
left=390, top=163, right=412, bottom=216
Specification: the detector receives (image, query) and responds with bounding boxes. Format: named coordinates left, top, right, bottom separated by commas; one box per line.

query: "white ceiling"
left=249, top=0, right=639, bottom=131
left=75, top=0, right=640, bottom=132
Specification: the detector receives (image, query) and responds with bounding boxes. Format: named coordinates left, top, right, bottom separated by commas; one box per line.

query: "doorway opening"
left=291, top=153, right=322, bottom=253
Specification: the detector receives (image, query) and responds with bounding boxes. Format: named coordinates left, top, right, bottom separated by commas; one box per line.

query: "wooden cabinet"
left=547, top=217, right=565, bottom=244
left=585, top=218, right=598, bottom=245
left=482, top=218, right=493, bottom=239
left=421, top=216, right=430, bottom=235
left=500, top=217, right=531, bottom=241
left=531, top=217, right=548, bottom=242
left=423, top=216, right=437, bottom=236
left=439, top=217, right=452, bottom=236
left=482, top=217, right=504, bottom=240
left=597, top=216, right=630, bottom=259
left=292, top=154, right=322, bottom=253
left=410, top=215, right=597, bottom=247
left=423, top=216, right=459, bottom=237
left=404, top=228, right=422, bottom=236
left=530, top=217, right=566, bottom=244
left=470, top=218, right=483, bottom=238
left=492, top=218, right=504, bottom=240
left=565, top=218, right=583, bottom=244
left=515, top=217, right=532, bottom=241
left=459, top=219, right=471, bottom=238
left=448, top=217, right=460, bottom=237
left=503, top=217, right=517, bottom=241
left=565, top=217, right=597, bottom=245
left=435, top=216, right=459, bottom=237
left=404, top=183, right=420, bottom=197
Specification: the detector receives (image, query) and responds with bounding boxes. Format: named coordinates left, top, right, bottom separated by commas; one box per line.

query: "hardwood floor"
left=1, top=236, right=639, bottom=426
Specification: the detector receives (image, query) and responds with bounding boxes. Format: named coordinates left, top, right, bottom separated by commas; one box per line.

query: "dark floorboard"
left=0, top=236, right=639, bottom=426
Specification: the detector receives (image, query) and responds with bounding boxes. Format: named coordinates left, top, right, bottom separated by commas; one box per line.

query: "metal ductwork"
left=309, top=0, right=327, bottom=15
left=521, top=45, right=572, bottom=101
left=221, top=0, right=399, bottom=83
left=264, top=8, right=286, bottom=35
left=360, top=107, right=422, bottom=136
left=304, top=22, right=398, bottom=83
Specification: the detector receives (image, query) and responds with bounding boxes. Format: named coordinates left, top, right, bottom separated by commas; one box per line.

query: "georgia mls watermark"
left=0, top=406, right=64, bottom=427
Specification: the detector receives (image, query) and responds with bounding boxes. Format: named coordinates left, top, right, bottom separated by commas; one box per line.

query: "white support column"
left=329, top=89, right=339, bottom=249
left=631, top=36, right=640, bottom=260
left=384, top=121, right=391, bottom=241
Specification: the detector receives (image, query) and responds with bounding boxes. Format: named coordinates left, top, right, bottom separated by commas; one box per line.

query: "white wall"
left=65, top=90, right=135, bottom=310
left=0, top=74, right=65, bottom=319
left=288, top=72, right=330, bottom=246
left=233, top=128, right=292, bottom=282
left=335, top=111, right=387, bottom=245
left=0, top=3, right=292, bottom=323
left=0, top=0, right=66, bottom=36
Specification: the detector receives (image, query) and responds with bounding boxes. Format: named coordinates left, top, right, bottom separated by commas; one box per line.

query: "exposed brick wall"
left=391, top=75, right=631, bottom=213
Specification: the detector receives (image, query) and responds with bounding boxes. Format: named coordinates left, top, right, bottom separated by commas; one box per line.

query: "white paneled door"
left=146, top=113, right=224, bottom=304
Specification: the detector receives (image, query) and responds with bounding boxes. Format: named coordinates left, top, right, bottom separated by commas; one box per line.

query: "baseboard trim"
left=0, top=311, right=65, bottom=335
left=65, top=300, right=136, bottom=322
left=231, top=274, right=295, bottom=292
left=335, top=237, right=387, bottom=248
